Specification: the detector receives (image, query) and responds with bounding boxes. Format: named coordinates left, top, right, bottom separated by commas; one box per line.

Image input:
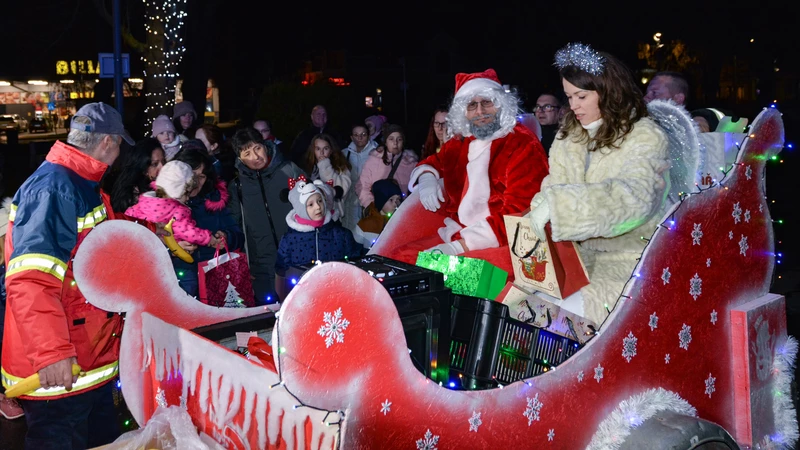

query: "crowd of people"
left=0, top=40, right=752, bottom=448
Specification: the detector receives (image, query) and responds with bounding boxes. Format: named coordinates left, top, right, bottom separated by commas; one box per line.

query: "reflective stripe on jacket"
left=2, top=141, right=123, bottom=400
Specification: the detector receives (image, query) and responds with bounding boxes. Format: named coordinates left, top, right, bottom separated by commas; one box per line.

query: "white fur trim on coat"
left=408, top=164, right=440, bottom=191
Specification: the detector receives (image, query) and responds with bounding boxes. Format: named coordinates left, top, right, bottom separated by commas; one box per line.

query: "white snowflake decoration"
left=706, top=258, right=711, bottom=268
left=468, top=411, right=482, bottom=432
left=739, top=235, right=749, bottom=256
left=729, top=230, right=734, bottom=240
left=691, top=223, right=703, bottom=245
left=577, top=370, right=585, bottom=382
left=523, top=393, right=543, bottom=425
left=649, top=312, right=659, bottom=331
left=679, top=324, right=692, bottom=350
left=622, top=331, right=638, bottom=363
left=317, top=307, right=350, bottom=348
left=732, top=202, right=742, bottom=224
left=665, top=354, right=671, bottom=364
left=594, top=364, right=604, bottom=383
left=155, top=388, right=167, bottom=408
left=661, top=267, right=671, bottom=285
left=745, top=210, right=751, bottom=223
left=548, top=429, right=555, bottom=441
left=689, top=273, right=702, bottom=301
left=380, top=399, right=392, bottom=416
left=711, top=310, right=718, bottom=325
left=745, top=165, right=752, bottom=180
left=705, top=373, right=716, bottom=398
left=416, top=429, right=439, bottom=450
left=759, top=203, right=763, bottom=213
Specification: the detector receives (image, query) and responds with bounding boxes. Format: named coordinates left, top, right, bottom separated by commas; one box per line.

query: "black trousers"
left=19, top=381, right=120, bottom=450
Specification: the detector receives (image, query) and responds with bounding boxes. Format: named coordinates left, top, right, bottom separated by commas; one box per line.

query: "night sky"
left=2, top=2, right=796, bottom=83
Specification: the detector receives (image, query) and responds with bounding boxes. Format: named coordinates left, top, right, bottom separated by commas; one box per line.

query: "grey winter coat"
left=228, top=147, right=305, bottom=303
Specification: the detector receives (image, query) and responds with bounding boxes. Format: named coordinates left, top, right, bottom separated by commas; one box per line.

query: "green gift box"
left=415, top=251, right=508, bottom=299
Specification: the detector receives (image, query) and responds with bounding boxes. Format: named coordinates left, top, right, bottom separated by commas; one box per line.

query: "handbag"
left=415, top=251, right=508, bottom=300
left=503, top=211, right=590, bottom=299
left=198, top=242, right=255, bottom=307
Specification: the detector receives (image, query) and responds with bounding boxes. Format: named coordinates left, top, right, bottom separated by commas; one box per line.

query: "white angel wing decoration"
left=646, top=99, right=704, bottom=204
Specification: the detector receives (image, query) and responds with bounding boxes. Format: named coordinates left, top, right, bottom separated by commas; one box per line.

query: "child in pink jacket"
left=125, top=160, right=224, bottom=248
left=356, top=124, right=419, bottom=208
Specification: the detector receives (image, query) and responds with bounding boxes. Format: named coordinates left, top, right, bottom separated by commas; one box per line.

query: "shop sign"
left=56, top=60, right=101, bottom=75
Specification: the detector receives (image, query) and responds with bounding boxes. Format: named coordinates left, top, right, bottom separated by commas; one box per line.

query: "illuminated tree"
left=92, top=0, right=187, bottom=125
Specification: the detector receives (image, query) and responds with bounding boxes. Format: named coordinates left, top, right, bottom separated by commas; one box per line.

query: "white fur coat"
left=535, top=117, right=669, bottom=323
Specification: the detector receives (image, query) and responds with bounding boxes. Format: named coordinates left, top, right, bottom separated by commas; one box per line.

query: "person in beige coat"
left=529, top=44, right=670, bottom=325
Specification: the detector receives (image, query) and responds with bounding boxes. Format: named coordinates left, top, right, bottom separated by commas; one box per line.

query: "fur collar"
left=204, top=179, right=230, bottom=212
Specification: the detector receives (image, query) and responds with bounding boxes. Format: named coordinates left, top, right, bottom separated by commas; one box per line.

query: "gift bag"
left=415, top=251, right=508, bottom=299
left=503, top=211, right=590, bottom=299
left=496, top=282, right=597, bottom=344
left=198, top=245, right=255, bottom=307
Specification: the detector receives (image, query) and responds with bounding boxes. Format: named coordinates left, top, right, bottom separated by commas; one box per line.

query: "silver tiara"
left=554, top=43, right=606, bottom=76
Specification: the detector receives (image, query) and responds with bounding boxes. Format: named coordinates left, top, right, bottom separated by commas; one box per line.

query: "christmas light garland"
left=142, top=0, right=188, bottom=126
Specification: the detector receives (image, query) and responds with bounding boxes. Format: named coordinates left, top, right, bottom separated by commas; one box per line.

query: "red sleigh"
left=73, top=107, right=796, bottom=449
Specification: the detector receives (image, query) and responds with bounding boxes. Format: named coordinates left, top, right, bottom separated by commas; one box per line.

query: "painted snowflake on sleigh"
left=705, top=373, right=716, bottom=398
left=416, top=429, right=439, bottom=450
left=622, top=331, right=637, bottom=362
left=691, top=223, right=703, bottom=245
left=317, top=307, right=350, bottom=348
left=524, top=393, right=543, bottom=425
left=679, top=324, right=692, bottom=350
left=690, top=274, right=702, bottom=301
left=732, top=202, right=742, bottom=224
left=468, top=411, right=482, bottom=432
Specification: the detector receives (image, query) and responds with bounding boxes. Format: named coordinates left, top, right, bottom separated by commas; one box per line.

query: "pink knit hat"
left=151, top=115, right=176, bottom=137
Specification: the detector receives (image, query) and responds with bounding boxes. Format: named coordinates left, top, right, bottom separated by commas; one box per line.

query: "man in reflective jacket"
left=2, top=103, right=133, bottom=448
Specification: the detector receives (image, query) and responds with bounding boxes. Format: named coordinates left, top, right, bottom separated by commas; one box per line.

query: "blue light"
left=449, top=382, right=456, bottom=388
left=669, top=220, right=675, bottom=226
left=787, top=143, right=793, bottom=149
left=267, top=296, right=272, bottom=301
left=291, top=278, right=297, bottom=285
left=770, top=104, right=776, bottom=108
left=574, top=343, right=579, bottom=348
left=635, top=273, right=641, bottom=278
left=778, top=253, right=783, bottom=257
left=777, top=260, right=782, bottom=264
left=116, top=380, right=122, bottom=388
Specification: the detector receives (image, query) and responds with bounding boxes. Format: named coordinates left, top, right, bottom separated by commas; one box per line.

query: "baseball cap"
left=70, top=102, right=134, bottom=145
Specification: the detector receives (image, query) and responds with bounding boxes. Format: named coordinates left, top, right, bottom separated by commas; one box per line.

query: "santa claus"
left=386, top=69, right=548, bottom=262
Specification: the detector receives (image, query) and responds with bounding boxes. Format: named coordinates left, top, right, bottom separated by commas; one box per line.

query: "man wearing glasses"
left=402, top=69, right=549, bottom=256
left=533, top=93, right=563, bottom=152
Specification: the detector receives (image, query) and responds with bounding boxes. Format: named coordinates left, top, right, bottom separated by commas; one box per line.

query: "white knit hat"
left=0, top=197, right=12, bottom=236
left=155, top=161, right=194, bottom=200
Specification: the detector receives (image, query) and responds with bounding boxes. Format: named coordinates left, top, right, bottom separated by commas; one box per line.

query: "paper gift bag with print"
left=198, top=245, right=255, bottom=308
left=415, top=251, right=508, bottom=300
left=503, top=211, right=590, bottom=299
left=496, top=282, right=597, bottom=344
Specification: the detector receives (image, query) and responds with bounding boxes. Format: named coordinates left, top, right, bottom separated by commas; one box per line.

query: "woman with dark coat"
left=171, top=147, right=245, bottom=298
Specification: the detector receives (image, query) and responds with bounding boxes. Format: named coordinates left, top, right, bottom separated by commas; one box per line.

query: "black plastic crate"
left=449, top=295, right=581, bottom=390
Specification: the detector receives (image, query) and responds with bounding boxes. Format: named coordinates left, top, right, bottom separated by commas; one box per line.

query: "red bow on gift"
left=287, top=174, right=308, bottom=189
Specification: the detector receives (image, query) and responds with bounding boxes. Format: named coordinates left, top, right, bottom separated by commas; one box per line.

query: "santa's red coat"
left=417, top=123, right=549, bottom=247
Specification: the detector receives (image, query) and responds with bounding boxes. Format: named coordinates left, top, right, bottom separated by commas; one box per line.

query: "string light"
left=141, top=0, right=188, bottom=126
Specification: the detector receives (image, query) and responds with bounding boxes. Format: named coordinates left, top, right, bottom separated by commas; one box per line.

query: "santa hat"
left=287, top=176, right=327, bottom=221
left=155, top=161, right=195, bottom=200
left=453, top=69, right=503, bottom=101
left=151, top=114, right=176, bottom=137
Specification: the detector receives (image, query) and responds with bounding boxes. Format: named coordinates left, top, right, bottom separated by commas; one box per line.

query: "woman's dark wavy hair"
left=110, top=138, right=164, bottom=213
left=421, top=107, right=449, bottom=160
left=173, top=147, right=218, bottom=198
left=558, top=52, right=647, bottom=151
left=304, top=133, right=351, bottom=174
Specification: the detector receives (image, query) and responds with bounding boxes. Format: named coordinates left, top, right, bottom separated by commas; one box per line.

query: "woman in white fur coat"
left=529, top=44, right=670, bottom=325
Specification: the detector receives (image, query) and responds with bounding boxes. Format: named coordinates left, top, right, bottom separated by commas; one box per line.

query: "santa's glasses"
left=466, top=100, right=494, bottom=111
